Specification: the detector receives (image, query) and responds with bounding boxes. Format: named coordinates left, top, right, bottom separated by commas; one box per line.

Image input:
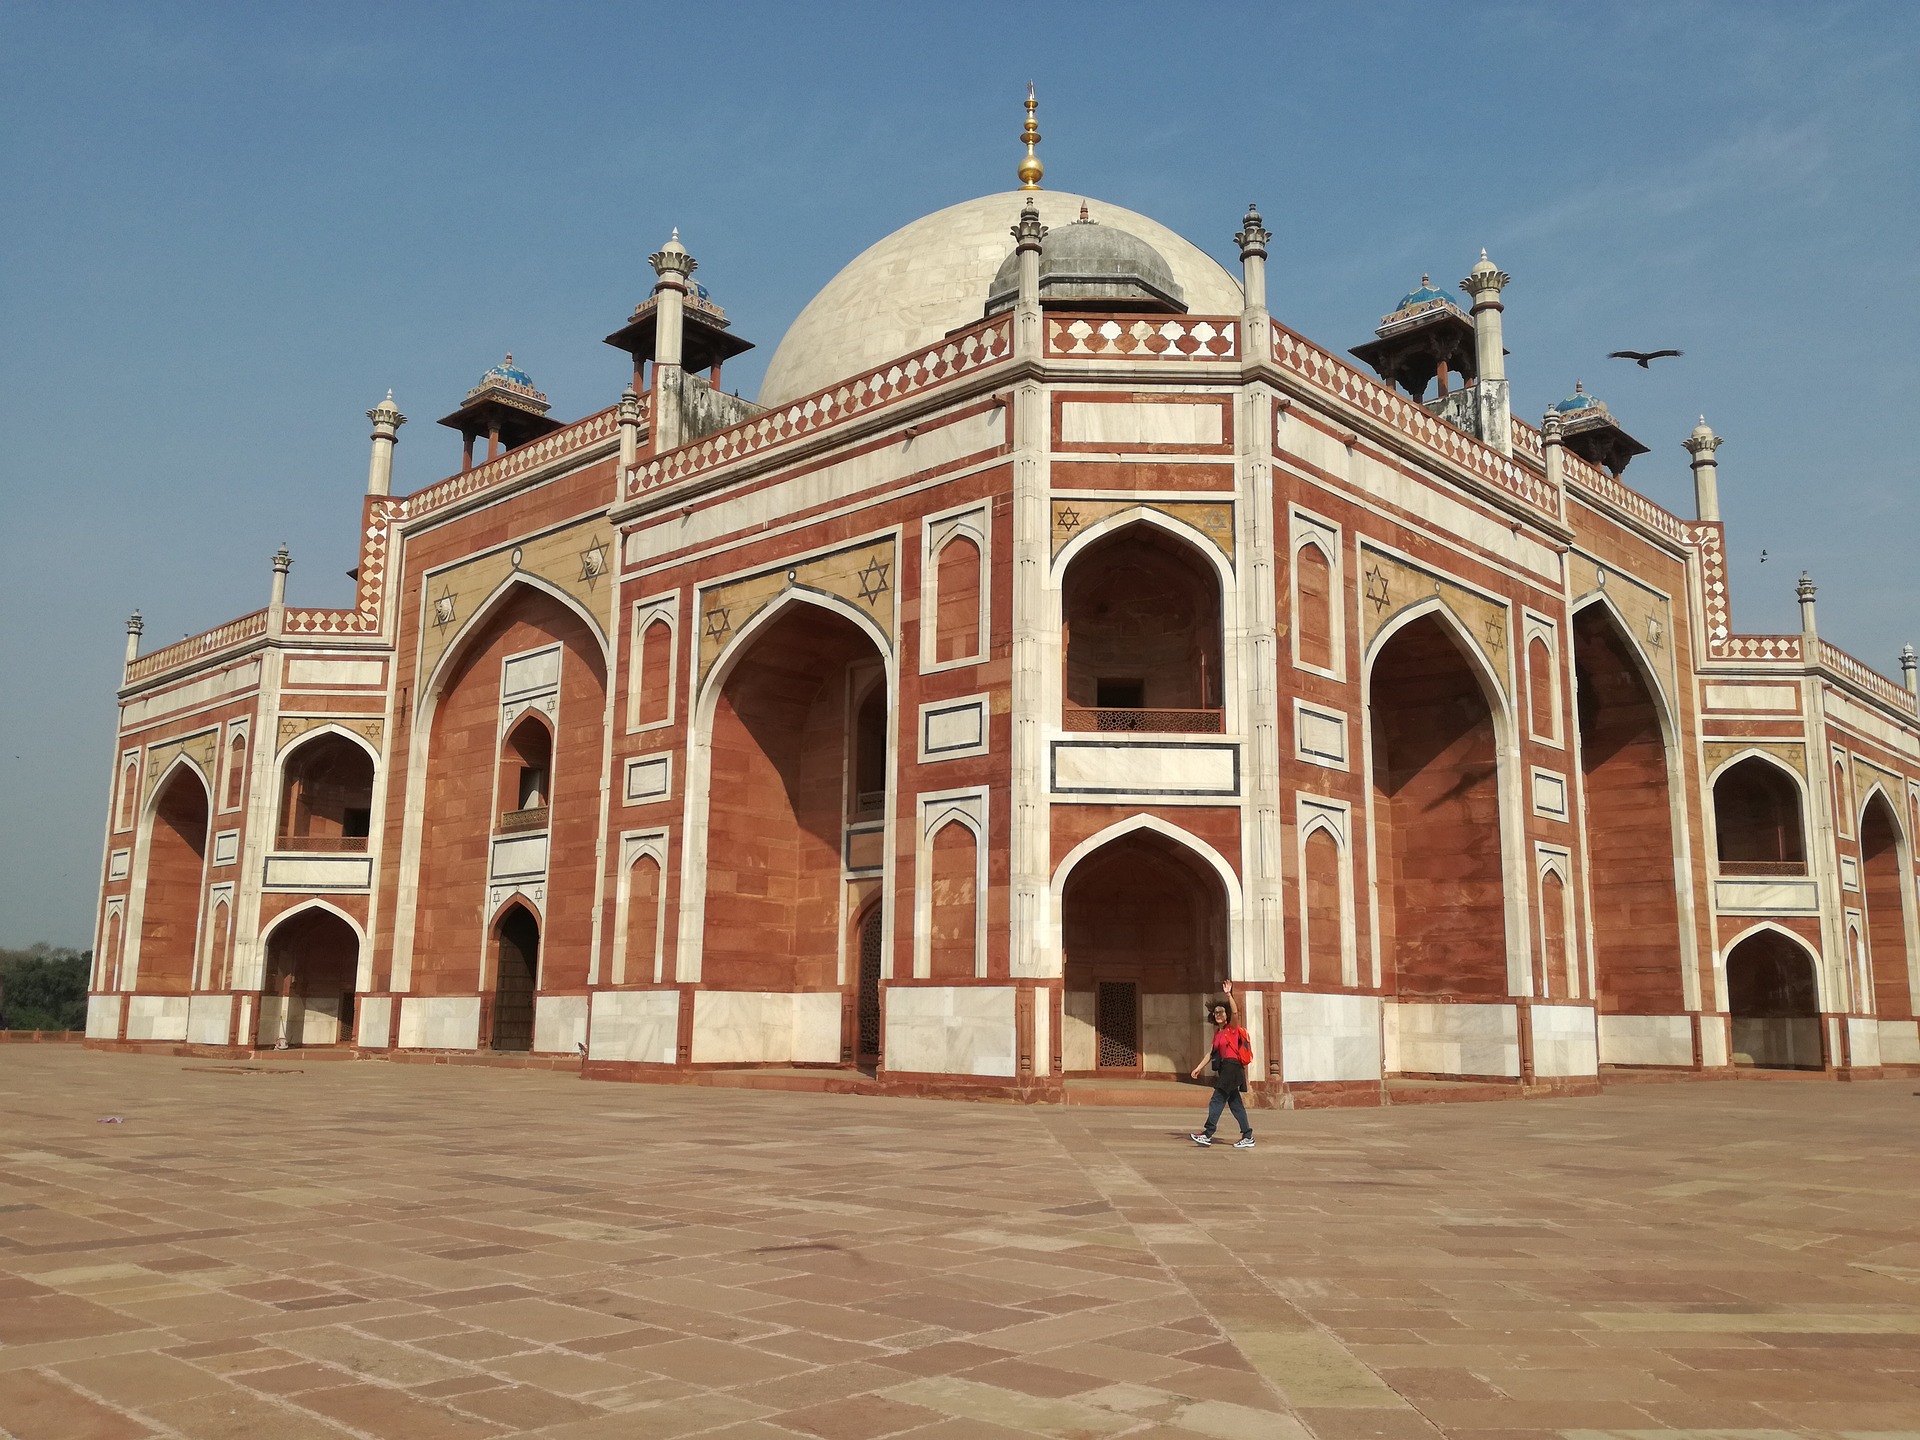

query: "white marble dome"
left=757, top=191, right=1244, bottom=408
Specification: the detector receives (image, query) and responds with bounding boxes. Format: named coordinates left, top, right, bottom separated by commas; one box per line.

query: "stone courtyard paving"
left=3, top=1051, right=1919, bottom=1440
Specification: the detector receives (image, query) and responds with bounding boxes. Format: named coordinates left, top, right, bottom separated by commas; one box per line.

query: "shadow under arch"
left=1571, top=593, right=1691, bottom=1017
left=1721, top=921, right=1824, bottom=1070
left=1051, top=815, right=1239, bottom=1078
left=1362, top=597, right=1524, bottom=1001
left=1708, top=748, right=1810, bottom=875
left=258, top=900, right=365, bottom=1048
left=1858, top=785, right=1917, bottom=1021
left=677, top=586, right=895, bottom=1029
left=125, top=754, right=215, bottom=995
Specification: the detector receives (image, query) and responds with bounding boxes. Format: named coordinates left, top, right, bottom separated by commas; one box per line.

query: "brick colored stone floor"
left=3, top=1052, right=1919, bottom=1440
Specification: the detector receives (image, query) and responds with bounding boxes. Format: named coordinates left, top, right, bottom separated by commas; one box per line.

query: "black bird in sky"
left=1607, top=349, right=1684, bottom=367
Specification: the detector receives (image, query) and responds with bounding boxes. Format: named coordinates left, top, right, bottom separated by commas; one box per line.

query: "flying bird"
left=1608, top=349, right=1684, bottom=367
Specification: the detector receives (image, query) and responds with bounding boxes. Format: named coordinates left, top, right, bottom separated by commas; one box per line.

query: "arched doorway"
left=1861, top=794, right=1914, bottom=1021
left=1713, top=757, right=1806, bottom=874
left=700, top=602, right=888, bottom=1020
left=1060, top=828, right=1229, bottom=1075
left=276, top=733, right=374, bottom=851
left=1725, top=930, right=1822, bottom=1069
left=415, top=583, right=607, bottom=1003
left=491, top=905, right=539, bottom=1052
left=1062, top=523, right=1223, bottom=733
left=1573, top=606, right=1684, bottom=1013
left=1368, top=613, right=1509, bottom=998
left=260, top=908, right=359, bottom=1047
left=136, top=765, right=211, bottom=993
left=855, top=903, right=883, bottom=1067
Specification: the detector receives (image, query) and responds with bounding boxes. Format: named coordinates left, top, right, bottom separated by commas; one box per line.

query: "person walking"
left=1189, top=979, right=1254, bottom=1148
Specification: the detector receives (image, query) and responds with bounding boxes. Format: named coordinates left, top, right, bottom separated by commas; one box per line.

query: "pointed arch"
left=1293, top=534, right=1336, bottom=672
left=1050, top=812, right=1245, bottom=922
left=1050, top=505, right=1236, bottom=590
left=259, top=901, right=363, bottom=1048
left=1709, top=749, right=1810, bottom=874
left=420, top=572, right=611, bottom=721
left=123, top=756, right=214, bottom=995
left=1859, top=786, right=1916, bottom=1022
left=1570, top=591, right=1677, bottom=738
left=274, top=725, right=378, bottom=852
left=1363, top=599, right=1526, bottom=1000
left=1721, top=922, right=1824, bottom=1069
left=695, top=585, right=895, bottom=727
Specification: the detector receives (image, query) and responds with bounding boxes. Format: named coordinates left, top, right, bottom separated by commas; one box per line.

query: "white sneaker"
left=1233, top=1136, right=1255, bottom=1149
left=1189, top=1133, right=1213, bottom=1146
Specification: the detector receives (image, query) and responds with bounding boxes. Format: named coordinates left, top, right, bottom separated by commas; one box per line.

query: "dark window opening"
left=1096, top=678, right=1146, bottom=709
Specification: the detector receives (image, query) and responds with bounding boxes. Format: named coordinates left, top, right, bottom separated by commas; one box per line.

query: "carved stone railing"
left=1715, top=635, right=1804, bottom=663
left=1818, top=640, right=1918, bottom=715
left=1045, top=315, right=1238, bottom=360
left=1508, top=416, right=1691, bottom=546
left=1270, top=322, right=1561, bottom=522
left=628, top=316, right=1012, bottom=498
left=398, top=405, right=620, bottom=525
left=499, top=806, right=550, bottom=834
left=1718, top=860, right=1808, bottom=878
left=283, top=608, right=378, bottom=637
left=274, top=834, right=369, bottom=854
left=1063, top=705, right=1225, bottom=735
left=125, top=609, right=269, bottom=683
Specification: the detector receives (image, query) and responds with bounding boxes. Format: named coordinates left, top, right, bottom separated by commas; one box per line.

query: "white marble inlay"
left=186, top=993, right=232, bottom=1046
left=489, top=835, right=548, bottom=881
left=1531, top=768, right=1568, bottom=819
left=1295, top=704, right=1347, bottom=767
left=1597, top=1013, right=1692, bottom=1067
left=501, top=646, right=561, bottom=700
left=1878, top=1018, right=1920, bottom=1066
left=284, top=657, right=385, bottom=688
left=690, top=991, right=841, bottom=1065
left=1530, top=1004, right=1599, bottom=1077
left=589, top=990, right=681, bottom=1064
left=108, top=849, right=131, bottom=881
left=1386, top=1001, right=1519, bottom=1078
left=625, top=754, right=672, bottom=804
left=125, top=995, right=189, bottom=1042
left=1847, top=1016, right=1882, bottom=1069
left=263, top=854, right=373, bottom=891
left=1052, top=741, right=1238, bottom=797
left=397, top=996, right=480, bottom=1050
left=357, top=995, right=393, bottom=1049
left=211, top=830, right=239, bottom=866
left=922, top=698, right=987, bottom=758
left=1280, top=991, right=1382, bottom=1082
left=1703, top=682, right=1798, bottom=712
left=534, top=995, right=589, bottom=1055
left=885, top=986, right=1017, bottom=1076
left=1713, top=877, right=1821, bottom=914
left=1060, top=400, right=1223, bottom=447
left=85, top=993, right=123, bottom=1039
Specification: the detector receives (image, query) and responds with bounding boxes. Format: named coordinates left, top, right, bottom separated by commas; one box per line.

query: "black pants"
left=1203, top=1086, right=1251, bottom=1138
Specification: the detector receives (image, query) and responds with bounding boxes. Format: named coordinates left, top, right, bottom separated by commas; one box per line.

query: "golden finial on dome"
left=1017, top=82, right=1043, bottom=190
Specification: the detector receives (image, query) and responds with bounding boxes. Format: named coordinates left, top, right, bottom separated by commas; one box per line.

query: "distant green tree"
left=0, top=945, right=91, bottom=1031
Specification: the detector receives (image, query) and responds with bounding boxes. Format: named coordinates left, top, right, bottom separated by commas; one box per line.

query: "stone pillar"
left=269, top=545, right=291, bottom=636
left=648, top=229, right=694, bottom=453
left=1797, top=572, right=1818, bottom=644
left=1235, top=203, right=1271, bottom=366
left=1684, top=416, right=1723, bottom=523
left=617, top=386, right=643, bottom=473
left=123, top=611, right=143, bottom=678
left=365, top=391, right=405, bottom=497
left=1541, top=408, right=1565, bottom=489
left=1461, top=250, right=1512, bottom=455
left=1011, top=199, right=1046, bottom=359
left=1902, top=644, right=1917, bottom=698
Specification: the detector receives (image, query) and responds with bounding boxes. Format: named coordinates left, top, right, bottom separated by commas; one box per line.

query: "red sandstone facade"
left=88, top=179, right=1920, bottom=1102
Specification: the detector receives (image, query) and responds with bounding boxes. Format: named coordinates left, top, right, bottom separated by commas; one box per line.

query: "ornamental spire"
left=1017, top=83, right=1043, bottom=190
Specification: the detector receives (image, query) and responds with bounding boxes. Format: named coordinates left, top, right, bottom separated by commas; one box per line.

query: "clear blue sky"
left=3, top=2, right=1915, bottom=947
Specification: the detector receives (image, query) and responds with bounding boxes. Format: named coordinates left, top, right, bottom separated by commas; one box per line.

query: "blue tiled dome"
left=1555, top=381, right=1604, bottom=414
left=1394, top=275, right=1456, bottom=313
left=480, top=354, right=536, bottom=389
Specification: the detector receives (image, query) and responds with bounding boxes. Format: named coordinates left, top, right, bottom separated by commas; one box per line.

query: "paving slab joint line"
left=1037, top=1110, right=1420, bottom=1420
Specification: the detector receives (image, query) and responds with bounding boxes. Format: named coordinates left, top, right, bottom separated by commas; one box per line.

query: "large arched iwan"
left=1061, top=828, right=1228, bottom=1075
left=1574, top=606, right=1684, bottom=1012
left=414, top=585, right=606, bottom=997
left=137, top=765, right=211, bottom=993
left=1368, top=613, right=1508, bottom=998
left=701, top=602, right=887, bottom=992
left=1063, top=522, right=1222, bottom=731
left=1861, top=794, right=1914, bottom=1020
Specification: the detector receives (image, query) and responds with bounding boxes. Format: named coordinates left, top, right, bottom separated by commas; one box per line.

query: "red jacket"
left=1210, top=1025, right=1252, bottom=1065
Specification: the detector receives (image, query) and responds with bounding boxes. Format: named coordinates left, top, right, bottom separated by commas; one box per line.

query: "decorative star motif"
left=433, top=588, right=457, bottom=629
left=704, top=606, right=732, bottom=642
left=1484, top=616, right=1505, bottom=651
left=1057, top=506, right=1082, bottom=532
left=1646, top=615, right=1664, bottom=648
left=1363, top=566, right=1391, bottom=614
left=578, top=535, right=608, bottom=590
left=855, top=556, right=891, bottom=604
